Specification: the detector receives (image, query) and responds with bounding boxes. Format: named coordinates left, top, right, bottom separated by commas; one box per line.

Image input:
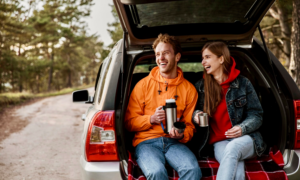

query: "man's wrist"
left=150, top=115, right=154, bottom=125
left=179, top=134, right=184, bottom=140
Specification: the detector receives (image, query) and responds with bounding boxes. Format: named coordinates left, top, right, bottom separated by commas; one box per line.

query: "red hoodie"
left=209, top=57, right=240, bottom=144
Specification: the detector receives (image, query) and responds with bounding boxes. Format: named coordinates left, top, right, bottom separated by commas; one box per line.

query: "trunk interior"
left=121, top=46, right=287, bottom=162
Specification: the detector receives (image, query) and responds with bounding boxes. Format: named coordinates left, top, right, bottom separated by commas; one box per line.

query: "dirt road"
left=0, top=88, right=94, bottom=180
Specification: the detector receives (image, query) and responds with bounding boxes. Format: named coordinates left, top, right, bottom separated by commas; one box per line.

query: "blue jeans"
left=214, top=135, right=256, bottom=180
left=135, top=137, right=202, bottom=180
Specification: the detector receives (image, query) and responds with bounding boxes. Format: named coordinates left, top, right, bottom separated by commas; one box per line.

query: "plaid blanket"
left=128, top=147, right=288, bottom=180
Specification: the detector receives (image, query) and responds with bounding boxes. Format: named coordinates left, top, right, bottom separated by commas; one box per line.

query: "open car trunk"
left=114, top=0, right=275, bottom=48
left=120, top=42, right=288, bottom=161
left=112, top=0, right=297, bottom=178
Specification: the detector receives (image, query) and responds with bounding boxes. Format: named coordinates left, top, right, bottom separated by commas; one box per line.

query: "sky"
left=21, top=0, right=115, bottom=47
left=85, top=0, right=115, bottom=46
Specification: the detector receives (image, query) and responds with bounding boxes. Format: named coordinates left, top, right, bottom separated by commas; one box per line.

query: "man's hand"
left=169, top=127, right=184, bottom=139
left=193, top=111, right=203, bottom=124
left=150, top=106, right=165, bottom=124
left=225, top=126, right=242, bottom=138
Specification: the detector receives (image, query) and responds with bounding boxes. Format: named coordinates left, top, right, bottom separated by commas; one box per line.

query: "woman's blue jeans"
left=135, top=137, right=202, bottom=180
left=214, top=135, right=256, bottom=180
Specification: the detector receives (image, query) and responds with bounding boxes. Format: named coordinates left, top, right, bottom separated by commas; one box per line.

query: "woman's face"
left=202, top=49, right=224, bottom=76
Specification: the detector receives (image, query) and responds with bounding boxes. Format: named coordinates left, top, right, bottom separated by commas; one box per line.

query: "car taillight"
left=85, top=110, right=119, bottom=161
left=294, top=100, right=300, bottom=149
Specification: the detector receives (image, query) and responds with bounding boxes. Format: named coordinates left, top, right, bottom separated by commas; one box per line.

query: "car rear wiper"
left=129, top=5, right=140, bottom=25
left=244, top=0, right=264, bottom=22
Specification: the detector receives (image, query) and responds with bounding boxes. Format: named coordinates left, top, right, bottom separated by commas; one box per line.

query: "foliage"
left=254, top=0, right=293, bottom=69
left=0, top=0, right=104, bottom=93
left=101, top=4, right=123, bottom=60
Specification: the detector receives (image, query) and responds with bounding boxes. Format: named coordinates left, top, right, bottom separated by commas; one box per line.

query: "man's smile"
left=159, top=61, right=168, bottom=68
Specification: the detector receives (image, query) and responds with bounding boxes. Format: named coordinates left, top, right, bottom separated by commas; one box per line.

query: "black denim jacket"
left=192, top=75, right=267, bottom=157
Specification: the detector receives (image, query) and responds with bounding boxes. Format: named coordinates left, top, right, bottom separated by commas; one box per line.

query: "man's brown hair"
left=152, top=34, right=182, bottom=55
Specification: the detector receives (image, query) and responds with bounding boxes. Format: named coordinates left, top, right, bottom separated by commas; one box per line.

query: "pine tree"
left=101, top=4, right=123, bottom=60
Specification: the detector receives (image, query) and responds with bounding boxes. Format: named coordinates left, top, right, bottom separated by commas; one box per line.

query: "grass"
left=0, top=84, right=93, bottom=111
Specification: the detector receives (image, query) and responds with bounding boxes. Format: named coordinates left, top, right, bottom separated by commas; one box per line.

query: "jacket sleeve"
left=179, top=86, right=198, bottom=143
left=238, top=79, right=263, bottom=135
left=125, top=80, right=152, bottom=132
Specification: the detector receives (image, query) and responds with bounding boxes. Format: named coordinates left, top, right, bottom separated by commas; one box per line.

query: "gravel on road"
left=0, top=88, right=94, bottom=180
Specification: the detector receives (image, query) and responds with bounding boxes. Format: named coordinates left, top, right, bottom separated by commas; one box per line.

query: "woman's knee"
left=222, top=143, right=241, bottom=159
left=224, top=136, right=254, bottom=159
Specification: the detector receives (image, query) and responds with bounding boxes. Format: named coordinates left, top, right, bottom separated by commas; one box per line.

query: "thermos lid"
left=199, top=113, right=208, bottom=116
left=166, top=99, right=176, bottom=103
left=164, top=99, right=176, bottom=108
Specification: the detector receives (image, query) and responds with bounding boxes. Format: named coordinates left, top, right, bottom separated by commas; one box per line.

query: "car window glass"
left=94, top=64, right=103, bottom=92
left=95, top=47, right=117, bottom=104
left=134, top=0, right=255, bottom=27
left=133, top=62, right=203, bottom=73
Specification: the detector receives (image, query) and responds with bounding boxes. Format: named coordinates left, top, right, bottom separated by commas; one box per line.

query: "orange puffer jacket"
left=125, top=66, right=198, bottom=147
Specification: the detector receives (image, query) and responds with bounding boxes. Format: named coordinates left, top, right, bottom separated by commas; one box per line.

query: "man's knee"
left=145, top=165, right=167, bottom=180
left=179, top=164, right=202, bottom=179
left=189, top=166, right=202, bottom=178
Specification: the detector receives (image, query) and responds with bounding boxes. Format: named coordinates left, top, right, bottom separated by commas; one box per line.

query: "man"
left=125, top=34, right=201, bottom=180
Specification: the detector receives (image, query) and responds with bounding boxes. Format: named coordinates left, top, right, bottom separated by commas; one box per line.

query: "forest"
left=256, top=0, right=300, bottom=87
left=0, top=0, right=106, bottom=93
left=0, top=0, right=300, bottom=95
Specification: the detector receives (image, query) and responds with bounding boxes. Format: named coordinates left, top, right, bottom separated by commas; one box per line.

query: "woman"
left=193, top=42, right=266, bottom=180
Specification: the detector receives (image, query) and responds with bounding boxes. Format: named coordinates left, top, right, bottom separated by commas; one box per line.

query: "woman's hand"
left=225, top=126, right=242, bottom=138
left=193, top=111, right=203, bottom=125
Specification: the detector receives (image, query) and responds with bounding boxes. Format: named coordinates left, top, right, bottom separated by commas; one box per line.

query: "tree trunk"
left=272, top=3, right=292, bottom=68
left=68, top=70, right=72, bottom=88
left=48, top=52, right=54, bottom=92
left=67, top=54, right=72, bottom=88
left=19, top=82, right=23, bottom=93
left=0, top=73, right=2, bottom=93
left=18, top=65, right=23, bottom=93
left=290, top=0, right=300, bottom=87
left=36, top=75, right=40, bottom=93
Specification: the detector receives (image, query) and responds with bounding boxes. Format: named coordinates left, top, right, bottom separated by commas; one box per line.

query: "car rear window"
left=124, top=0, right=274, bottom=39
left=134, top=0, right=255, bottom=28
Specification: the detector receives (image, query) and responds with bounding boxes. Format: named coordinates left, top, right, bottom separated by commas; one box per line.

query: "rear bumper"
left=285, top=149, right=300, bottom=180
left=80, top=155, right=123, bottom=180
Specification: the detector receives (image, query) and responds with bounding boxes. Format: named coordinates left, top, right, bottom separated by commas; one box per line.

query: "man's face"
left=155, top=42, right=180, bottom=74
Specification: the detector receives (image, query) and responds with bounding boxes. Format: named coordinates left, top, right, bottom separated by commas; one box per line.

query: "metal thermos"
left=198, top=113, right=209, bottom=127
left=162, top=99, right=177, bottom=134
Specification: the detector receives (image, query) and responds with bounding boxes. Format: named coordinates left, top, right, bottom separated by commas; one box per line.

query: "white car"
left=73, top=0, right=300, bottom=179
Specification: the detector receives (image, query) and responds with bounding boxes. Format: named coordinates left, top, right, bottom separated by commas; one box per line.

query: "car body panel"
left=80, top=155, right=122, bottom=180
left=285, top=149, right=300, bottom=180
left=94, top=40, right=123, bottom=111
left=80, top=40, right=123, bottom=163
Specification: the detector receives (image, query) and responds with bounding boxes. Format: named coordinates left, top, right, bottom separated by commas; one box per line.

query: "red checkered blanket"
left=128, top=147, right=288, bottom=180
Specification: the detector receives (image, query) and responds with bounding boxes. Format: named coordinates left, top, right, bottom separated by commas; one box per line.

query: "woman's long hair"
left=202, top=42, right=232, bottom=116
